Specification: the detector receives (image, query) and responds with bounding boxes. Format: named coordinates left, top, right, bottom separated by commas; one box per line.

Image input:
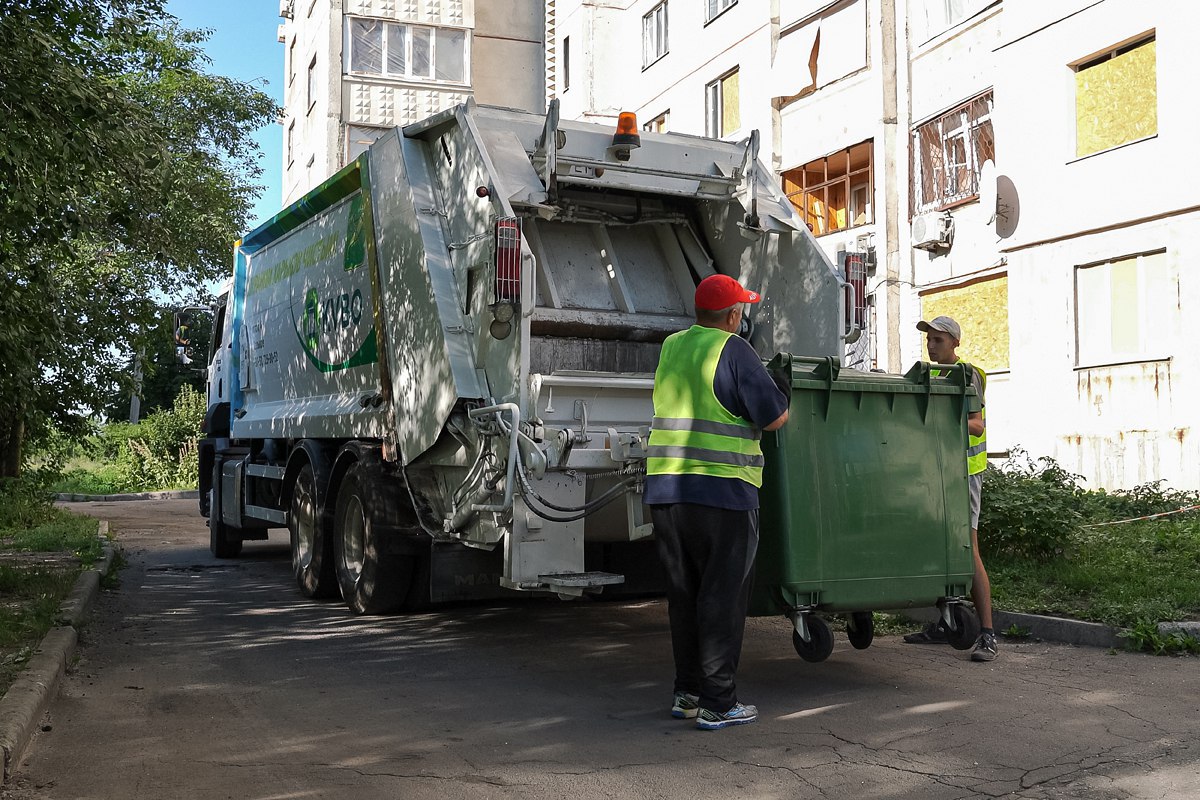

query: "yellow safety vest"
left=934, top=359, right=987, bottom=475
left=646, top=326, right=764, bottom=487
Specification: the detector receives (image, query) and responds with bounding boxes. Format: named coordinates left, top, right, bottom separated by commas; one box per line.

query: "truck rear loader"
left=198, top=99, right=852, bottom=615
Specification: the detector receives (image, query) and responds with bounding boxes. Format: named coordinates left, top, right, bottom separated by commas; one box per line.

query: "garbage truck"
left=198, top=98, right=853, bottom=615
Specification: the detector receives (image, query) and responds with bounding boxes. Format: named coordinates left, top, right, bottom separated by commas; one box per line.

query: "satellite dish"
left=977, top=159, right=997, bottom=224
left=995, top=174, right=1020, bottom=239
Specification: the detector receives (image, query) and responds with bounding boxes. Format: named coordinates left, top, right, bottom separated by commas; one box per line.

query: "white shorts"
left=969, top=473, right=982, bottom=530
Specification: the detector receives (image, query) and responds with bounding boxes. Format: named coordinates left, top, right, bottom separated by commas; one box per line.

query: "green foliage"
left=116, top=384, right=204, bottom=490
left=1001, top=624, right=1032, bottom=639
left=2, top=514, right=102, bottom=567
left=0, top=470, right=64, bottom=531
left=1085, top=480, right=1200, bottom=522
left=1120, top=620, right=1200, bottom=656
left=978, top=448, right=1086, bottom=561
left=0, top=1, right=278, bottom=475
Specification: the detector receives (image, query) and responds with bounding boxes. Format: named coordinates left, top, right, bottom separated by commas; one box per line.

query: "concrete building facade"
left=278, top=0, right=545, bottom=205
left=552, top=0, right=1199, bottom=490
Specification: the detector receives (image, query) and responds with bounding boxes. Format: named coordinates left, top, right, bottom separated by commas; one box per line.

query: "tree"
left=0, top=1, right=278, bottom=475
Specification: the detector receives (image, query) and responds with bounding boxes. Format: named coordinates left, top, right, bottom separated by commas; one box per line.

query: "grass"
left=989, top=516, right=1200, bottom=629
left=0, top=489, right=104, bottom=695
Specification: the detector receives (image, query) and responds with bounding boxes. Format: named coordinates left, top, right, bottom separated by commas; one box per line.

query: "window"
left=289, top=38, right=296, bottom=85
left=307, top=55, right=317, bottom=112
left=782, top=140, right=873, bottom=236
left=563, top=36, right=570, bottom=91
left=916, top=0, right=996, bottom=41
left=346, top=18, right=468, bottom=83
left=705, top=69, right=739, bottom=137
left=1075, top=251, right=1172, bottom=366
left=642, top=2, right=668, bottom=68
left=920, top=275, right=1010, bottom=372
left=912, top=92, right=993, bottom=212
left=1073, top=35, right=1156, bottom=158
left=705, top=0, right=736, bottom=23
left=643, top=111, right=669, bottom=133
left=287, top=120, right=295, bottom=166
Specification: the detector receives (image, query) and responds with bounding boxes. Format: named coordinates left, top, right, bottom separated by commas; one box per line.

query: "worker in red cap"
left=646, top=273, right=789, bottom=730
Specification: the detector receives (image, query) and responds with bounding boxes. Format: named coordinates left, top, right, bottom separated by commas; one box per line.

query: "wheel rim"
left=341, top=494, right=366, bottom=582
left=292, top=477, right=316, bottom=570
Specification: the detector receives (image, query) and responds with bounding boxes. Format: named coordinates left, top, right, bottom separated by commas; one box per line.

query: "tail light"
left=494, top=216, right=521, bottom=304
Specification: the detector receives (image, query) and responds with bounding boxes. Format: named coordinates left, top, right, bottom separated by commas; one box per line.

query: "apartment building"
left=553, top=0, right=1199, bottom=490
left=278, top=0, right=545, bottom=205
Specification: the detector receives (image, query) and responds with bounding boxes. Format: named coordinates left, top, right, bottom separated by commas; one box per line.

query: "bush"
left=116, top=384, right=204, bottom=491
left=978, top=448, right=1086, bottom=562
left=1085, top=480, right=1200, bottom=522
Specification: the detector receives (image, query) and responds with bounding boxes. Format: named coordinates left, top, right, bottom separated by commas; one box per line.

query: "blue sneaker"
left=696, top=702, right=758, bottom=730
left=671, top=692, right=700, bottom=719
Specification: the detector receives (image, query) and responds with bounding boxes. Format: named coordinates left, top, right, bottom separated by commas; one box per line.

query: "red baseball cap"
left=694, top=274, right=761, bottom=311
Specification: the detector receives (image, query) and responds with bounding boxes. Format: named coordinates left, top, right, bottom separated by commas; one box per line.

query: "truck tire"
left=289, top=463, right=337, bottom=598
left=209, top=462, right=243, bottom=558
left=333, top=463, right=413, bottom=614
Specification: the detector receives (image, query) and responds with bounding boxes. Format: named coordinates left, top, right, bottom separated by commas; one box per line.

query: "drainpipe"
left=881, top=0, right=902, bottom=372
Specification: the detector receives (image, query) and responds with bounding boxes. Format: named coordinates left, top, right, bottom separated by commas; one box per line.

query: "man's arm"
left=764, top=409, right=789, bottom=431
left=968, top=411, right=984, bottom=437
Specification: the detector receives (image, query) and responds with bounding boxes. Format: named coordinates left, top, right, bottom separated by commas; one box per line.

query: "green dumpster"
left=751, top=354, right=981, bottom=662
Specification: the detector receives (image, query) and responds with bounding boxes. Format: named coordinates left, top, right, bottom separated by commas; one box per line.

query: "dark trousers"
left=651, top=503, right=759, bottom=713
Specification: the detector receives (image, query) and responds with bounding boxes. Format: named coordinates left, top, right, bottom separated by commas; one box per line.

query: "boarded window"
left=1075, top=251, right=1172, bottom=366
left=1074, top=35, right=1156, bottom=157
left=912, top=92, right=993, bottom=212
left=705, top=69, right=739, bottom=137
left=919, top=275, right=1009, bottom=373
left=782, top=141, right=873, bottom=236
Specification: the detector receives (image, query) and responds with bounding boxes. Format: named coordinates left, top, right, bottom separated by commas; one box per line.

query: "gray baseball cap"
left=916, top=315, right=962, bottom=341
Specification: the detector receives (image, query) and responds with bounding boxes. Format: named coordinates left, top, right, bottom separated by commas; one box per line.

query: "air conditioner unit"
left=279, top=0, right=294, bottom=19
left=911, top=212, right=954, bottom=251
left=276, top=23, right=287, bottom=43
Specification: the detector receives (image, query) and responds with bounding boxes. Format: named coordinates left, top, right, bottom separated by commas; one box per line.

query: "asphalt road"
left=2, top=499, right=1198, bottom=799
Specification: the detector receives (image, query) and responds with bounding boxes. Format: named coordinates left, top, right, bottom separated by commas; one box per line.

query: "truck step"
left=538, top=571, right=625, bottom=588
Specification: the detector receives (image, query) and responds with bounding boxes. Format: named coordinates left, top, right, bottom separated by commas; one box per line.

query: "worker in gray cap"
left=904, top=315, right=997, bottom=662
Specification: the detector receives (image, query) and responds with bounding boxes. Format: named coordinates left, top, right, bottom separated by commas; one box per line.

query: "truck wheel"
left=333, top=463, right=412, bottom=615
left=289, top=463, right=337, bottom=598
left=210, top=463, right=243, bottom=558
left=209, top=510, right=243, bottom=559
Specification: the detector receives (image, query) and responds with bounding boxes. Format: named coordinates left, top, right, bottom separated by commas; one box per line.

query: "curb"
left=56, top=489, right=198, bottom=502
left=0, top=522, right=120, bottom=784
left=992, top=610, right=1123, bottom=649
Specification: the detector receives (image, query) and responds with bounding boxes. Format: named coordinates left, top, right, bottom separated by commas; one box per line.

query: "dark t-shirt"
left=644, top=333, right=788, bottom=510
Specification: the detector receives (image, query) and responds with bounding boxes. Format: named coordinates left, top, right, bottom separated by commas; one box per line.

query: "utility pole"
left=129, top=349, right=143, bottom=424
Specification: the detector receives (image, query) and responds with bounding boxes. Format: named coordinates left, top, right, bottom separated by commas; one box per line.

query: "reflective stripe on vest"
left=646, top=325, right=764, bottom=487
left=933, top=359, right=987, bottom=475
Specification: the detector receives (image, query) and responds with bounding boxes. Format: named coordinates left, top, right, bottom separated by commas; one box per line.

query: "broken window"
left=775, top=0, right=867, bottom=102
left=1075, top=251, right=1172, bottom=367
left=705, top=69, right=739, bottom=137
left=345, top=17, right=468, bottom=84
left=912, top=92, right=994, bottom=212
left=346, top=124, right=387, bottom=162
left=782, top=140, right=873, bottom=236
left=1074, top=35, right=1156, bottom=158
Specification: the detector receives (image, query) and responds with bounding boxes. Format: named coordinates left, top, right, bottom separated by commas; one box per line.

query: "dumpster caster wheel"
left=792, top=616, right=834, bottom=663
left=846, top=612, right=874, bottom=650
left=945, top=604, right=981, bottom=650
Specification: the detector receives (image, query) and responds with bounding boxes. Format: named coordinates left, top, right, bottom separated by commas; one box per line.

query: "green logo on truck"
left=294, top=286, right=377, bottom=373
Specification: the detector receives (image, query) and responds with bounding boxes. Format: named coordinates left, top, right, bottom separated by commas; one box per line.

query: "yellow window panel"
left=919, top=276, right=1010, bottom=372
left=1075, top=39, right=1157, bottom=158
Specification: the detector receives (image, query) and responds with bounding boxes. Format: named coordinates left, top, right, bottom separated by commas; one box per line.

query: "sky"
left=165, top=0, right=285, bottom=231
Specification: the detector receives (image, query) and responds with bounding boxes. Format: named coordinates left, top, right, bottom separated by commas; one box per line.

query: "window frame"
left=287, top=120, right=295, bottom=166
left=563, top=36, right=570, bottom=92
left=306, top=55, right=317, bottom=113
left=344, top=17, right=470, bottom=85
left=642, top=2, right=669, bottom=70
left=1074, top=249, right=1173, bottom=369
left=704, top=68, right=739, bottom=138
left=704, top=0, right=737, bottom=25
left=911, top=91, right=994, bottom=214
left=643, top=110, right=670, bottom=133
left=782, top=140, right=874, bottom=237
left=288, top=38, right=296, bottom=85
